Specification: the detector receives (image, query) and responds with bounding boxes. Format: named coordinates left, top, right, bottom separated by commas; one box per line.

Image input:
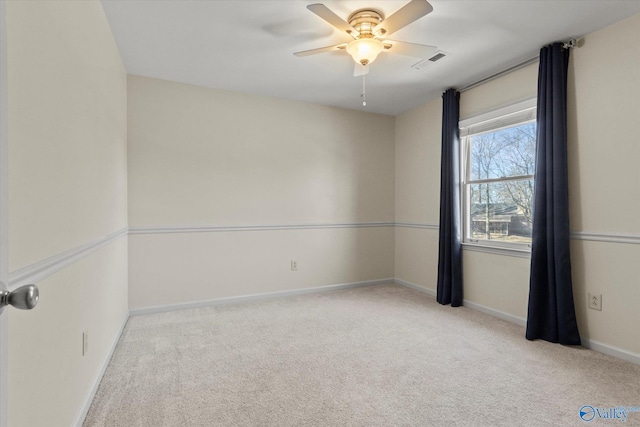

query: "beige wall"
left=129, top=227, right=394, bottom=309
left=127, top=76, right=395, bottom=309
left=567, top=13, right=640, bottom=355
left=394, top=98, right=441, bottom=290
left=8, top=1, right=127, bottom=270
left=395, top=98, right=442, bottom=226
left=8, top=240, right=128, bottom=427
left=394, top=13, right=640, bottom=357
left=128, top=76, right=394, bottom=227
left=459, top=63, right=538, bottom=120
left=7, top=1, right=128, bottom=426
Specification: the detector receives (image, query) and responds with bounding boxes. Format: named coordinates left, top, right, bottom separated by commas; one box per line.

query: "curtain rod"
left=460, top=39, right=579, bottom=93
left=459, top=56, right=539, bottom=93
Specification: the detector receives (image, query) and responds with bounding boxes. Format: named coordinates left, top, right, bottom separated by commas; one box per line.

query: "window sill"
left=461, top=242, right=531, bottom=259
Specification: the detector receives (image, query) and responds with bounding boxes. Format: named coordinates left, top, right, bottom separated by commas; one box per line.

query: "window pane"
left=470, top=122, right=536, bottom=181
left=469, top=179, right=534, bottom=243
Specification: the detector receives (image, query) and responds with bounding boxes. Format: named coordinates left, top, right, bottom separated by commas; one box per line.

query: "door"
left=1, top=0, right=10, bottom=424
left=0, top=0, right=43, bottom=427
left=0, top=2, right=38, bottom=424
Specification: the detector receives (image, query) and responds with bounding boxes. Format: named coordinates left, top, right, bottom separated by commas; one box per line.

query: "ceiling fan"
left=294, top=0, right=437, bottom=77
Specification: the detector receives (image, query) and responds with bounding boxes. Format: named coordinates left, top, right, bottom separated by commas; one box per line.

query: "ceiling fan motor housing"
left=348, top=9, right=384, bottom=38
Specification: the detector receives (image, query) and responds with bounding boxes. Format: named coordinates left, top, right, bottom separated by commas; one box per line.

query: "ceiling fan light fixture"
left=346, top=38, right=384, bottom=66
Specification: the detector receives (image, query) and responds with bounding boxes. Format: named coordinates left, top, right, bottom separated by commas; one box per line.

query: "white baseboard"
left=459, top=301, right=640, bottom=364
left=394, top=279, right=525, bottom=327
left=393, top=278, right=436, bottom=297
left=394, top=279, right=639, bottom=365
left=581, top=338, right=640, bottom=365
left=129, top=278, right=395, bottom=316
left=461, top=299, right=527, bottom=327
left=75, top=313, right=129, bottom=427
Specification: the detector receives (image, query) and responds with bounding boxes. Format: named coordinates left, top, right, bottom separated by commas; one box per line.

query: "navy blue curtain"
left=526, top=43, right=581, bottom=345
left=437, top=89, right=463, bottom=306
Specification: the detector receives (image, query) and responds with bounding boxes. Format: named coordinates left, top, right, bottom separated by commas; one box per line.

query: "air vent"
left=411, top=50, right=451, bottom=70
left=429, top=52, right=446, bottom=62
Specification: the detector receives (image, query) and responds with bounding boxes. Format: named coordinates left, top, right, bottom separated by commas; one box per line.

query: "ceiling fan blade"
left=383, top=40, right=437, bottom=58
left=374, top=0, right=433, bottom=37
left=294, top=44, right=347, bottom=57
left=307, top=3, right=359, bottom=38
left=354, top=63, right=369, bottom=77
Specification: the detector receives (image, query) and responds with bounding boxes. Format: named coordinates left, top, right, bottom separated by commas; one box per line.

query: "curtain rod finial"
left=562, top=38, right=583, bottom=49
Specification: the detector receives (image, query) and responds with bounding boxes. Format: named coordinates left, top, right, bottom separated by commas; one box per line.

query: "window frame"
left=459, top=98, right=537, bottom=255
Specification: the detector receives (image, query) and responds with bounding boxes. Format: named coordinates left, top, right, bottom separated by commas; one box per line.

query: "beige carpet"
left=84, top=284, right=640, bottom=426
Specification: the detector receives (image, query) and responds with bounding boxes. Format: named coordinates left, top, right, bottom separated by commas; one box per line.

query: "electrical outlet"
left=82, top=330, right=89, bottom=356
left=290, top=260, right=298, bottom=271
left=588, top=293, right=602, bottom=311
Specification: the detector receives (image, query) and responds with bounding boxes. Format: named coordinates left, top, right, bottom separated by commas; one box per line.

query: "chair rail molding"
left=9, top=225, right=638, bottom=290
left=8, top=228, right=128, bottom=290
left=569, top=230, right=640, bottom=245
left=129, top=222, right=396, bottom=235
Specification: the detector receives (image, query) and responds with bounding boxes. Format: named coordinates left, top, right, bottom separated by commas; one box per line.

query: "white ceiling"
left=101, top=0, right=640, bottom=116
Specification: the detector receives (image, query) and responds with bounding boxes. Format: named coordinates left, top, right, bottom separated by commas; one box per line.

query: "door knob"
left=0, top=284, right=39, bottom=311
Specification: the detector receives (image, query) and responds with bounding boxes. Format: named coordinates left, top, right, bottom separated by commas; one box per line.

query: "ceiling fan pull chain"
left=361, top=74, right=367, bottom=107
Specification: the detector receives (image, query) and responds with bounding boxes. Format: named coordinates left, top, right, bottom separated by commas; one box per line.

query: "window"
left=459, top=99, right=537, bottom=251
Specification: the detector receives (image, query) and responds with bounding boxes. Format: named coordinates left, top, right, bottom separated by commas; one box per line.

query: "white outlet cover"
left=588, top=293, right=602, bottom=311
